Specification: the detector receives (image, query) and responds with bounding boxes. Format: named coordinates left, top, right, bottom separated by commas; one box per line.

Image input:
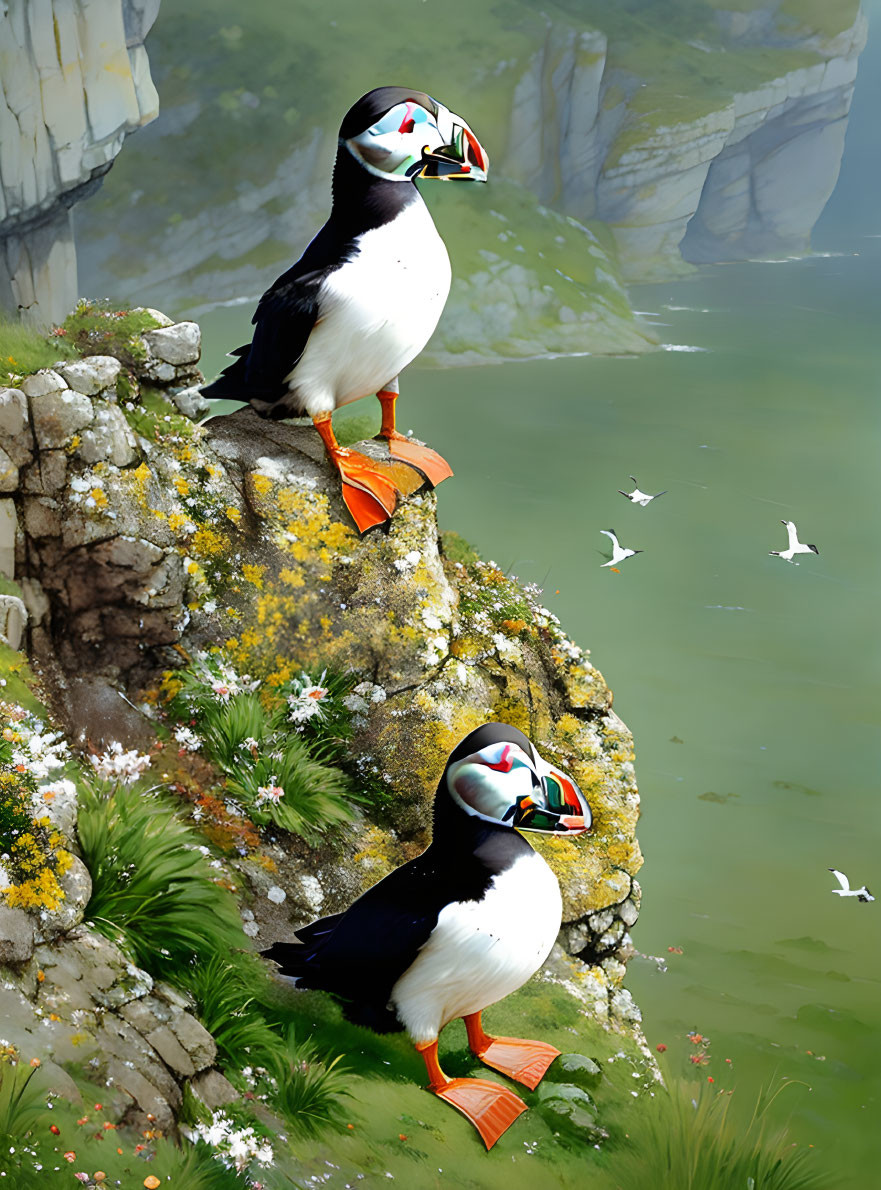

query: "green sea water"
left=187, top=15, right=881, bottom=1188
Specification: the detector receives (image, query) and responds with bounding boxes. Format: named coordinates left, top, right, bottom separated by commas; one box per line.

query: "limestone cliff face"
left=0, top=0, right=160, bottom=323
left=501, top=5, right=867, bottom=279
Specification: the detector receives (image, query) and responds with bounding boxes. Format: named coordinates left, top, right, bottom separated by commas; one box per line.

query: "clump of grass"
left=76, top=779, right=246, bottom=974
left=265, top=1028, right=352, bottom=1138
left=0, top=315, right=74, bottom=386
left=613, top=1078, right=828, bottom=1190
left=178, top=953, right=283, bottom=1071
left=162, top=652, right=357, bottom=840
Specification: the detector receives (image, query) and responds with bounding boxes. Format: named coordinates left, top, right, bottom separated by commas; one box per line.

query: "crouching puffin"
left=263, top=723, right=591, bottom=1149
left=201, top=86, right=489, bottom=533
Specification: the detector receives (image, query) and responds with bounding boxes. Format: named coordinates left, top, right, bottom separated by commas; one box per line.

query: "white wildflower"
left=89, top=741, right=151, bottom=786
left=287, top=670, right=330, bottom=724
left=174, top=725, right=201, bottom=751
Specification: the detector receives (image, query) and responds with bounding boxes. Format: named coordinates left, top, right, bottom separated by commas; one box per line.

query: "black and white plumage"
left=770, top=520, right=819, bottom=564
left=828, top=868, right=874, bottom=902
left=263, top=723, right=589, bottom=1040
left=201, top=87, right=487, bottom=534
left=201, top=86, right=486, bottom=421
left=600, top=528, right=643, bottom=568
left=263, top=723, right=591, bottom=1148
left=618, top=477, right=667, bottom=506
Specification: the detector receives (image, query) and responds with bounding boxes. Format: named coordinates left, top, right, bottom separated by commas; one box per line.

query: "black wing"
left=201, top=222, right=356, bottom=407
left=262, top=848, right=462, bottom=1032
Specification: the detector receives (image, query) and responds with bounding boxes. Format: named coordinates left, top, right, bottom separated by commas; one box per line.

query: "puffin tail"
left=200, top=346, right=252, bottom=402
left=261, top=939, right=308, bottom=983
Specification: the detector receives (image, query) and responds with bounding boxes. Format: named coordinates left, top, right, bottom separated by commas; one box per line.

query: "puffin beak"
left=414, top=117, right=489, bottom=181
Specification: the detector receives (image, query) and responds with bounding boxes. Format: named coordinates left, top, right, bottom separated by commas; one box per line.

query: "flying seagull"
left=828, top=868, right=874, bottom=902
left=600, top=529, right=642, bottom=570
left=618, top=477, right=666, bottom=507
left=770, top=520, right=819, bottom=564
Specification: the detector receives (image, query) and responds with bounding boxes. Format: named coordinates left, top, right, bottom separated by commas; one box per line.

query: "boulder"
left=142, top=321, right=201, bottom=366
left=0, top=905, right=36, bottom=963
left=57, top=355, right=122, bottom=397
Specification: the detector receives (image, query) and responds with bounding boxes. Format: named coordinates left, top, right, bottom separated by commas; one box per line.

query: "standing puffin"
left=202, top=86, right=489, bottom=533
left=263, top=723, right=591, bottom=1149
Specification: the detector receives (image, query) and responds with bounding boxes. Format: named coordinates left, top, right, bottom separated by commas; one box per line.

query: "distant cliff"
left=501, top=3, right=867, bottom=277
left=0, top=0, right=160, bottom=324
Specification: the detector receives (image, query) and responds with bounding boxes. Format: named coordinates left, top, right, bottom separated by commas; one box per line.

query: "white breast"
left=287, top=197, right=451, bottom=417
left=390, top=849, right=562, bottom=1045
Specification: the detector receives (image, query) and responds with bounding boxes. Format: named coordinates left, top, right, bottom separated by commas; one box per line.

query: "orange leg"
left=313, top=413, right=424, bottom=533
left=377, top=390, right=454, bottom=487
left=415, top=1039, right=526, bottom=1150
left=463, top=1011, right=560, bottom=1091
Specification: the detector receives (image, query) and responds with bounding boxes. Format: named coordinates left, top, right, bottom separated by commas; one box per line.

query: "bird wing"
left=829, top=868, right=850, bottom=891
left=202, top=222, right=356, bottom=403
left=785, top=521, right=800, bottom=550
left=600, top=529, right=620, bottom=549
left=653, top=491, right=668, bottom=499
left=263, top=850, right=459, bottom=1025
left=617, top=490, right=632, bottom=500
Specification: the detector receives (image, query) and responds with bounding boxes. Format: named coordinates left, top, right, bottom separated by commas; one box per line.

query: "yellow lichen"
left=225, top=506, right=242, bottom=524
left=191, top=526, right=226, bottom=557
left=242, top=564, right=266, bottom=589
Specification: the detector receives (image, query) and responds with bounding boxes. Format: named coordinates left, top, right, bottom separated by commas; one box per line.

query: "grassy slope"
left=259, top=977, right=653, bottom=1189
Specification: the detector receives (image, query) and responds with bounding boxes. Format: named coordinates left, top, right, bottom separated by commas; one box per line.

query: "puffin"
left=263, top=722, right=591, bottom=1149
left=201, top=86, right=489, bottom=533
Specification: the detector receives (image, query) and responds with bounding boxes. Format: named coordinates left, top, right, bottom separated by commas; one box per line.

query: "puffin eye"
left=400, top=118, right=415, bottom=134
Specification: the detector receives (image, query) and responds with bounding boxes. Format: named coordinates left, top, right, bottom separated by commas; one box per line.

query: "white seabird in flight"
left=600, top=529, right=642, bottom=570
left=769, top=520, right=819, bottom=564
left=828, top=868, right=874, bottom=903
left=618, top=477, right=667, bottom=507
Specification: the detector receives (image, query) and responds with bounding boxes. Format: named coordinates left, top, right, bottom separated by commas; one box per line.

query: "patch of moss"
left=439, top=530, right=481, bottom=566
left=60, top=298, right=162, bottom=370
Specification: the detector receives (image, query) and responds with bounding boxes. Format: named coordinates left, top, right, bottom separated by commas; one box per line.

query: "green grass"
left=60, top=298, right=161, bottom=369
left=76, top=778, right=246, bottom=974
left=164, top=658, right=359, bottom=838
left=0, top=316, right=72, bottom=385
left=0, top=1061, right=245, bottom=1188
left=610, top=1077, right=830, bottom=1190
left=179, top=953, right=284, bottom=1070
left=267, top=1029, right=352, bottom=1138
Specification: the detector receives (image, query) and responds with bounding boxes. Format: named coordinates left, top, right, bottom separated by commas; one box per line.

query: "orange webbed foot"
left=376, top=388, right=453, bottom=488
left=416, top=1038, right=526, bottom=1149
left=464, top=1012, right=560, bottom=1090
left=313, top=412, right=426, bottom=533
left=433, top=1077, right=527, bottom=1150
left=380, top=431, right=454, bottom=488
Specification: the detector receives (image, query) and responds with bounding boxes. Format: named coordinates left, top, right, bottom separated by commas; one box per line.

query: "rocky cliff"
left=0, top=0, right=160, bottom=324
left=0, top=314, right=651, bottom=1177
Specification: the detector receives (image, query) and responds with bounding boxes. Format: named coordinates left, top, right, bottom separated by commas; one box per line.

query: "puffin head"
left=441, top=722, right=591, bottom=835
left=340, top=86, right=488, bottom=184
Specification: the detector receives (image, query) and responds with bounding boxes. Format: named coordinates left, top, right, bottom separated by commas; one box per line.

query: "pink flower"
left=256, top=781, right=284, bottom=807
